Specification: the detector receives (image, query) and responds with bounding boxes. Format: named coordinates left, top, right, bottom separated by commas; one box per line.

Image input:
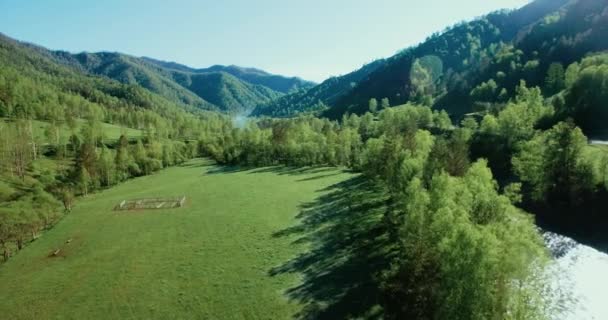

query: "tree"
left=368, top=98, right=378, bottom=114
left=563, top=62, right=608, bottom=134
left=564, top=62, right=580, bottom=88
left=133, top=140, right=149, bottom=175
left=76, top=165, right=92, bottom=196
left=470, top=79, right=498, bottom=102
left=4, top=121, right=32, bottom=180
left=0, top=210, right=17, bottom=261
left=115, top=134, right=131, bottom=181
left=60, top=188, right=75, bottom=212
left=513, top=121, right=595, bottom=205
left=384, top=161, right=549, bottom=320
left=97, top=146, right=116, bottom=187
left=544, top=62, right=565, bottom=95
left=497, top=81, right=552, bottom=149
left=433, top=110, right=452, bottom=130
left=381, top=98, right=390, bottom=110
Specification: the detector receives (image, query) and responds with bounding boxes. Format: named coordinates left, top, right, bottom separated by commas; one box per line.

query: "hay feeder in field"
left=114, top=196, right=186, bottom=211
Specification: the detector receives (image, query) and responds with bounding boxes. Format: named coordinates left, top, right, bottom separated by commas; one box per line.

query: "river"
left=545, top=232, right=608, bottom=319
left=589, top=139, right=608, bottom=146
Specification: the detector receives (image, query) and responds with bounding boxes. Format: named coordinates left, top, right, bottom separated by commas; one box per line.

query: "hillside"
left=2, top=0, right=608, bottom=319
left=143, top=59, right=316, bottom=94
left=1, top=34, right=314, bottom=113
left=329, top=0, right=608, bottom=118
left=46, top=50, right=287, bottom=113
left=252, top=0, right=608, bottom=119
left=0, top=32, right=207, bottom=125
left=251, top=59, right=385, bottom=117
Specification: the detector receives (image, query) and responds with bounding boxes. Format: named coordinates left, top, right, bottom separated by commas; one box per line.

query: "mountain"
left=253, top=0, right=608, bottom=119
left=49, top=51, right=218, bottom=110
left=0, top=31, right=210, bottom=134
left=328, top=0, right=608, bottom=118
left=5, top=36, right=314, bottom=113
left=251, top=59, right=385, bottom=117
left=50, top=52, right=284, bottom=113
left=142, top=59, right=316, bottom=94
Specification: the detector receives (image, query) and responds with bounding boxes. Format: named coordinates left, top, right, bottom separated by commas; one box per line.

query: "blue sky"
left=0, top=0, right=530, bottom=82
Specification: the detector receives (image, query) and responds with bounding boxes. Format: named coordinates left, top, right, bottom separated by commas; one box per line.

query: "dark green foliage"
left=198, top=103, right=552, bottom=319
left=544, top=62, right=566, bottom=95
left=257, top=0, right=606, bottom=120
left=143, top=59, right=316, bottom=94
left=251, top=60, right=386, bottom=117
left=2, top=34, right=314, bottom=114
left=513, top=120, right=596, bottom=206
left=183, top=72, right=281, bottom=113
left=558, top=54, right=608, bottom=135
left=61, top=52, right=284, bottom=113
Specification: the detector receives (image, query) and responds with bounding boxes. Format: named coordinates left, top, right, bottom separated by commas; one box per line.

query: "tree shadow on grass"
left=270, top=176, right=395, bottom=319
left=179, top=159, right=215, bottom=169
left=249, top=166, right=339, bottom=176
left=204, top=165, right=246, bottom=174
left=295, top=172, right=343, bottom=182
left=205, top=163, right=344, bottom=177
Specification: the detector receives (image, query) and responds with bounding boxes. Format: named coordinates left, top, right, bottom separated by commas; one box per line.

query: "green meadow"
left=0, top=159, right=357, bottom=319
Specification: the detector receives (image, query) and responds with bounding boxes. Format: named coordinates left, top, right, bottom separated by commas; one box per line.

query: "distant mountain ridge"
left=142, top=58, right=316, bottom=94
left=1, top=35, right=315, bottom=113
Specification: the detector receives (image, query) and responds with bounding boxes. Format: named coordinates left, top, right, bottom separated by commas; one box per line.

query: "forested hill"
left=142, top=59, right=316, bottom=94
left=0, top=34, right=313, bottom=114
left=330, top=0, right=608, bottom=118
left=253, top=0, right=608, bottom=119
left=250, top=59, right=386, bottom=117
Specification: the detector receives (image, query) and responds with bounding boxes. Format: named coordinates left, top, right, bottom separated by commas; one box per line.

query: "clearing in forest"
left=0, top=159, right=363, bottom=319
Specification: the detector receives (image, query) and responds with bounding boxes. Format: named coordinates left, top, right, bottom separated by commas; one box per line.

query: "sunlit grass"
left=0, top=159, right=352, bottom=319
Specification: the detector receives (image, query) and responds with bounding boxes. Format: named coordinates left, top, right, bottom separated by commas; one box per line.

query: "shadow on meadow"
left=270, top=175, right=395, bottom=320
left=205, top=162, right=343, bottom=177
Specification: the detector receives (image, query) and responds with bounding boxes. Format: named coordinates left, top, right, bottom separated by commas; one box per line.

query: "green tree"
left=98, top=146, right=116, bottom=187
left=368, top=98, right=378, bottom=114
left=115, top=134, right=131, bottom=181
left=513, top=121, right=595, bottom=205
left=381, top=97, right=390, bottom=110
left=544, top=62, right=565, bottom=95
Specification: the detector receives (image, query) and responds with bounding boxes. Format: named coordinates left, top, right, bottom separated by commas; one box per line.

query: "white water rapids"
left=544, top=232, right=608, bottom=319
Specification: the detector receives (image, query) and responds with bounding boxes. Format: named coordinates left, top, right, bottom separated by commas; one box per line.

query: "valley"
left=1, top=0, right=608, bottom=319
left=0, top=159, right=352, bottom=319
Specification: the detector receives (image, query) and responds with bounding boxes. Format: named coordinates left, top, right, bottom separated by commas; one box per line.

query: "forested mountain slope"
left=142, top=59, right=316, bottom=94
left=1, top=34, right=312, bottom=113
left=48, top=50, right=284, bottom=113
left=329, top=0, right=608, bottom=118
left=0, top=31, right=223, bottom=145
left=252, top=0, right=607, bottom=120
left=251, top=59, right=386, bottom=117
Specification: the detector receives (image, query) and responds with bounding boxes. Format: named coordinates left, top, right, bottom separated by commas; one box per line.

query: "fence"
left=114, top=196, right=186, bottom=211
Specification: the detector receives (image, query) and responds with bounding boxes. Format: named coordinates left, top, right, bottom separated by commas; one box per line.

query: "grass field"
left=0, top=159, right=361, bottom=319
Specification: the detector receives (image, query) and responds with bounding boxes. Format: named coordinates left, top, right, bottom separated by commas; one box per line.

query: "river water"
left=590, top=140, right=608, bottom=146
left=544, top=232, right=608, bottom=319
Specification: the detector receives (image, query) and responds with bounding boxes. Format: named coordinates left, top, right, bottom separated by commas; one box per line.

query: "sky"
left=0, top=0, right=530, bottom=82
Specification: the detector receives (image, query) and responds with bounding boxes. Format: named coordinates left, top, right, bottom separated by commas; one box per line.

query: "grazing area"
left=0, top=159, right=354, bottom=319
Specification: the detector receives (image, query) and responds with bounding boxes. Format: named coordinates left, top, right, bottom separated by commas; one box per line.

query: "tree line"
left=196, top=79, right=608, bottom=318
